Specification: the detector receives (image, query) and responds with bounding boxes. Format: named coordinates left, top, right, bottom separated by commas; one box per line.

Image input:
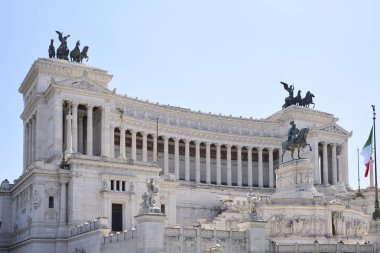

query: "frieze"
left=268, top=214, right=326, bottom=237
left=319, top=125, right=351, bottom=136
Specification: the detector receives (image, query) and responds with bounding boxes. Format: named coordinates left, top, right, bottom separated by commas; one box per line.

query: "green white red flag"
left=361, top=127, right=373, bottom=177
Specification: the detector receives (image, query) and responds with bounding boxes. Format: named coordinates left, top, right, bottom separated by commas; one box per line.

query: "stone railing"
left=102, top=229, right=138, bottom=253
left=70, top=219, right=100, bottom=237
left=165, top=227, right=248, bottom=253
left=103, top=229, right=137, bottom=244
left=272, top=242, right=374, bottom=253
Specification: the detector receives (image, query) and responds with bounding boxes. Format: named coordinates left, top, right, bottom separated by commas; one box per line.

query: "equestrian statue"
left=281, top=121, right=312, bottom=162
left=281, top=82, right=315, bottom=109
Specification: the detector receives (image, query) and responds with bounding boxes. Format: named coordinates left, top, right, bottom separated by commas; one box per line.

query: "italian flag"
left=361, top=127, right=373, bottom=177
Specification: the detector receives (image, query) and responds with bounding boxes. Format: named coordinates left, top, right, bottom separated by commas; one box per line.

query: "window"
left=116, top=181, right=120, bottom=191
left=48, top=196, right=54, bottom=208
left=111, top=180, right=114, bottom=190
left=122, top=181, right=125, bottom=191
left=161, top=204, right=165, bottom=214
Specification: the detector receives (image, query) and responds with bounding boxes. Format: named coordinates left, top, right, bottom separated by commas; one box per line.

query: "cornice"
left=267, top=105, right=336, bottom=125
left=114, top=115, right=283, bottom=148
left=67, top=154, right=161, bottom=174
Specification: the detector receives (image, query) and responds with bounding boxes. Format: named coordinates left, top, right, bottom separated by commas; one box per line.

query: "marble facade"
left=0, top=58, right=377, bottom=253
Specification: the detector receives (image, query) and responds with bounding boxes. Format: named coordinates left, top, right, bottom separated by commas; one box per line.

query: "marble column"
left=23, top=123, right=28, bottom=171
left=174, top=138, right=179, bottom=180
left=331, top=143, right=337, bottom=185
left=153, top=134, right=157, bottom=162
left=269, top=148, right=274, bottom=188
left=32, top=116, right=36, bottom=162
left=131, top=130, right=137, bottom=161
left=119, top=127, right=126, bottom=159
left=322, top=142, right=329, bottom=185
left=142, top=132, right=147, bottom=162
left=65, top=113, right=73, bottom=153
left=237, top=146, right=242, bottom=187
left=337, top=155, right=344, bottom=183
left=78, top=114, right=84, bottom=154
left=247, top=146, right=253, bottom=187
left=185, top=139, right=190, bottom=181
left=313, top=139, right=321, bottom=184
left=59, top=175, right=69, bottom=225
left=164, top=136, right=169, bottom=175
left=54, top=99, right=63, bottom=155
left=216, top=144, right=221, bottom=185
left=344, top=141, right=349, bottom=187
left=227, top=145, right=232, bottom=186
left=101, top=106, right=111, bottom=157
left=206, top=142, right=211, bottom=184
left=86, top=105, right=93, bottom=156
left=258, top=147, right=263, bottom=187
left=110, top=127, right=115, bottom=158
left=195, top=141, right=200, bottom=183
left=29, top=118, right=33, bottom=165
left=27, top=121, right=32, bottom=167
left=72, top=103, right=78, bottom=152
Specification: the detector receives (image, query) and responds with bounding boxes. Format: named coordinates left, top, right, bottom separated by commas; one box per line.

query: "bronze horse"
left=70, top=40, right=81, bottom=62
left=282, top=127, right=312, bottom=162
left=301, top=91, right=315, bottom=108
left=80, top=46, right=89, bottom=63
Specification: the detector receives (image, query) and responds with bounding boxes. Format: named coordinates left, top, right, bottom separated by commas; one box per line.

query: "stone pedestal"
left=135, top=213, right=166, bottom=253
left=246, top=221, right=270, bottom=253
left=366, top=220, right=380, bottom=252
left=272, top=159, right=319, bottom=199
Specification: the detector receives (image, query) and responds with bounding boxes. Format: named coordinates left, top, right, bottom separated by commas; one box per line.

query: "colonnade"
left=312, top=140, right=348, bottom=187
left=110, top=127, right=278, bottom=188
left=53, top=100, right=351, bottom=188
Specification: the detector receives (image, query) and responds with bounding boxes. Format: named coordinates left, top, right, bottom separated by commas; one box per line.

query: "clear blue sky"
left=0, top=0, right=379, bottom=189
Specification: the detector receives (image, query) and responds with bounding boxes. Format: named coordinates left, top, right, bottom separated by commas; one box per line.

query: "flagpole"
left=372, top=105, right=380, bottom=220
left=357, top=148, right=361, bottom=192
left=156, top=117, right=159, bottom=161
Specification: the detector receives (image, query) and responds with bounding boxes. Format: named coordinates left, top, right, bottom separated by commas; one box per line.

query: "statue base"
left=272, top=159, right=320, bottom=200
left=135, top=213, right=166, bottom=253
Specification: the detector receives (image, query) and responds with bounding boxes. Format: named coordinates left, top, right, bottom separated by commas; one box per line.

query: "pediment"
left=52, top=74, right=113, bottom=95
left=317, top=124, right=352, bottom=137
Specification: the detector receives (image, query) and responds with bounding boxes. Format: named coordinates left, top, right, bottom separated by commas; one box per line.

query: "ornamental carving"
left=268, top=214, right=325, bottom=237
left=68, top=80, right=109, bottom=94
left=319, top=125, right=348, bottom=135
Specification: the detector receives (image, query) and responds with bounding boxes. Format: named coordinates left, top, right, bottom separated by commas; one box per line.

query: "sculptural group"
left=48, top=31, right=89, bottom=63
left=281, top=82, right=315, bottom=109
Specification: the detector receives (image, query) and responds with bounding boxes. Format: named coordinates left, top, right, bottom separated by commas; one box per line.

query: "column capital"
left=236, top=145, right=242, bottom=151
left=130, top=129, right=136, bottom=134
left=86, top=104, right=94, bottom=110
left=268, top=147, right=274, bottom=152
left=194, top=140, right=200, bottom=145
left=216, top=143, right=221, bottom=148
left=332, top=143, right=337, bottom=148
left=72, top=101, right=79, bottom=107
left=257, top=146, right=263, bottom=151
left=162, top=135, right=168, bottom=141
